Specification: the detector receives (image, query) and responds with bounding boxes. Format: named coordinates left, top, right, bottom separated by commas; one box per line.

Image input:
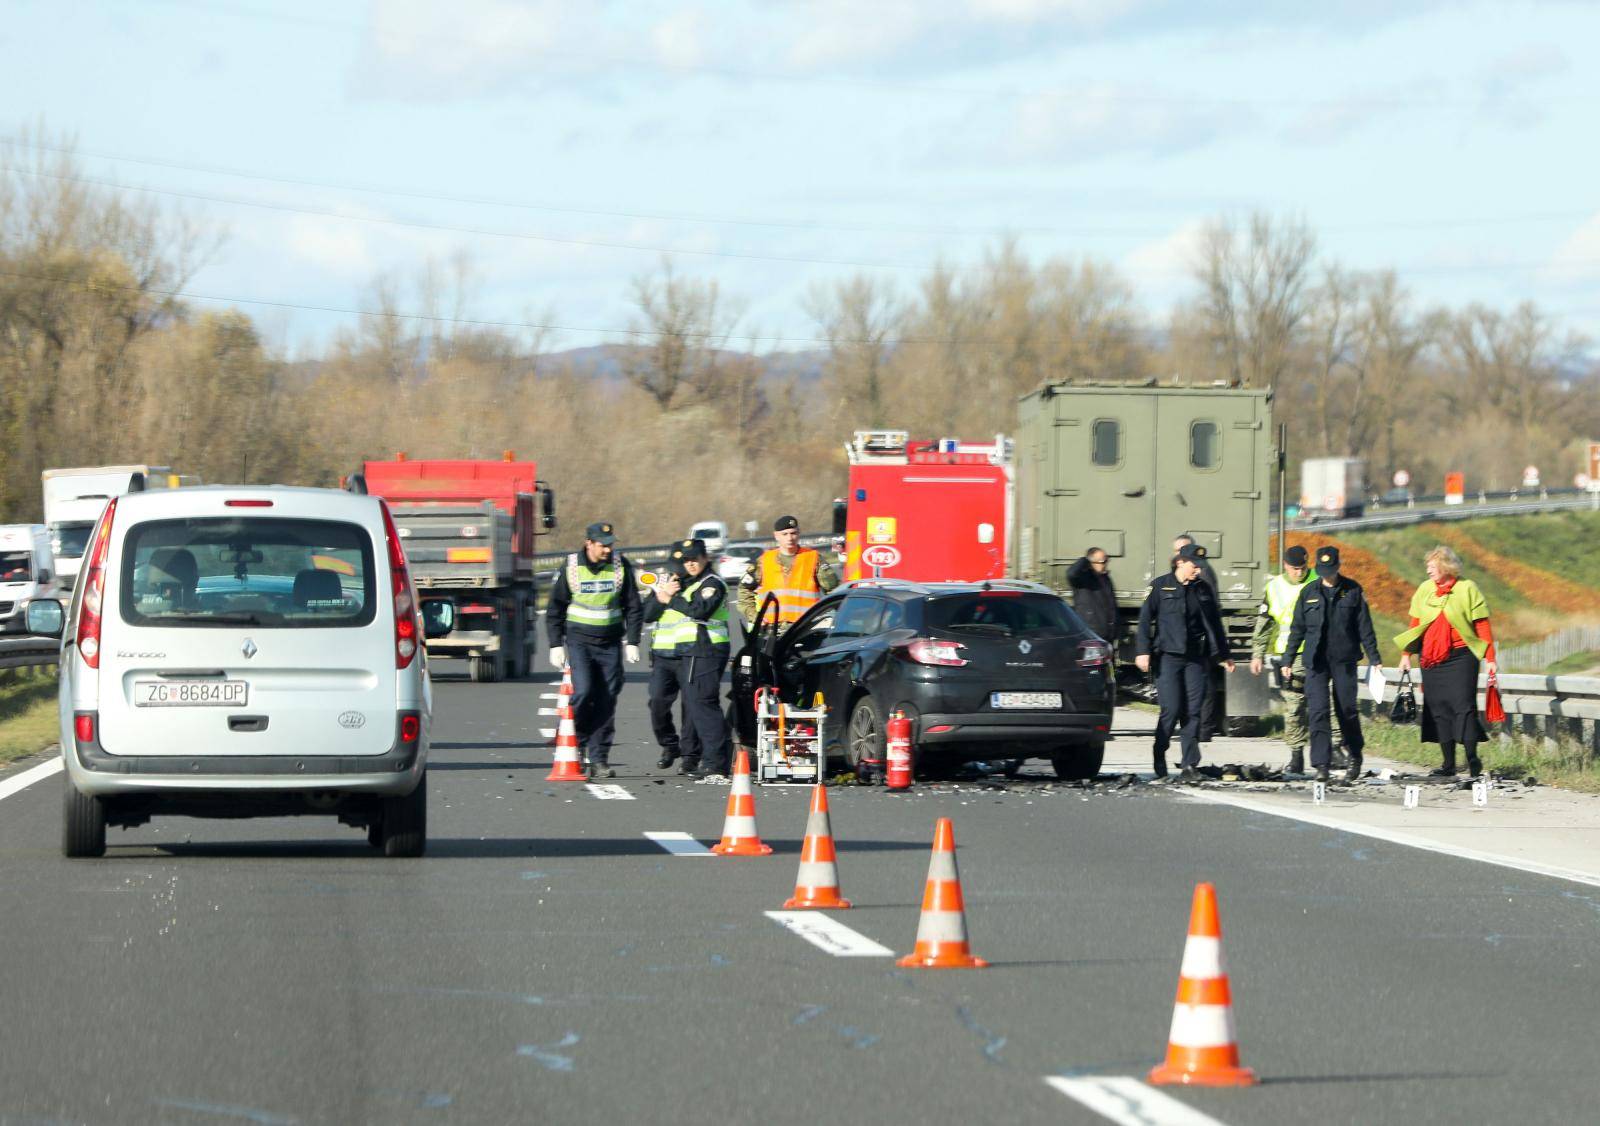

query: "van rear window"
left=925, top=593, right=1083, bottom=638
left=119, top=518, right=375, bottom=629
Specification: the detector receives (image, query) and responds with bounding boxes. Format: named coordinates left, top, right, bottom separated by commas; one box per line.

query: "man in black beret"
left=1283, top=546, right=1382, bottom=783
left=737, top=514, right=840, bottom=632
left=1136, top=542, right=1235, bottom=782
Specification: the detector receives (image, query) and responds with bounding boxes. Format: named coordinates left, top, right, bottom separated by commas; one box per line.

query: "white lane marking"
left=540, top=728, right=557, bottom=739
left=539, top=707, right=560, bottom=716
left=764, top=911, right=894, bottom=957
left=1174, top=788, right=1600, bottom=890
left=0, top=755, right=63, bottom=803
left=586, top=784, right=634, bottom=801
left=539, top=693, right=561, bottom=700
left=1045, top=1076, right=1231, bottom=1126
left=644, top=831, right=712, bottom=857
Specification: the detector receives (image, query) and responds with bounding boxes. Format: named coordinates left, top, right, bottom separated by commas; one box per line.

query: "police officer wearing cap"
left=1250, top=544, right=1315, bottom=774
left=546, top=521, right=643, bottom=778
left=1136, top=542, right=1235, bottom=782
left=1282, top=546, right=1381, bottom=784
left=737, top=514, right=839, bottom=631
left=644, top=539, right=733, bottom=780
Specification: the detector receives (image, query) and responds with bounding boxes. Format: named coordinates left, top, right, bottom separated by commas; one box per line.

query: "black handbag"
left=1390, top=669, right=1417, bottom=724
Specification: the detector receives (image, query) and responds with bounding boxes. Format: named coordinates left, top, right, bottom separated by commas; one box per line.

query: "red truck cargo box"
left=362, top=458, right=538, bottom=516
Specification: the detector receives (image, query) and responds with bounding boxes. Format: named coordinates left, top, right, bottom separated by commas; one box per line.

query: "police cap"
left=586, top=521, right=617, bottom=545
left=1176, top=543, right=1208, bottom=562
left=677, top=538, right=708, bottom=560
left=1315, top=546, right=1341, bottom=577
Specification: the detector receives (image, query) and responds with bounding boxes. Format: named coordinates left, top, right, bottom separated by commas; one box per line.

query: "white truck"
left=41, top=466, right=189, bottom=588
left=0, top=524, right=54, bottom=635
left=1299, top=457, right=1366, bottom=521
left=688, top=520, right=729, bottom=553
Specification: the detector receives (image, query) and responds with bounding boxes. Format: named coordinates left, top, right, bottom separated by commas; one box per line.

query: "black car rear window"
left=119, top=517, right=376, bottom=629
left=925, top=592, right=1083, bottom=638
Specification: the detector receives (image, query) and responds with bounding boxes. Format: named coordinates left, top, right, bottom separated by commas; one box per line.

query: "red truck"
left=354, top=453, right=555, bottom=682
left=840, top=430, right=1013, bottom=583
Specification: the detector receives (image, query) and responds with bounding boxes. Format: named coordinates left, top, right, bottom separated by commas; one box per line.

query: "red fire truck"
left=840, top=430, right=1013, bottom=583
left=355, top=453, right=555, bottom=682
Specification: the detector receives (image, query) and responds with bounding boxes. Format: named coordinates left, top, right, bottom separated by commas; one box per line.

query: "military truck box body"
left=1011, top=383, right=1274, bottom=718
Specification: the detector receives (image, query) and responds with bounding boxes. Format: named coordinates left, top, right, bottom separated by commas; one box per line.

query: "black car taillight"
left=896, top=638, right=969, bottom=667
left=1076, top=640, right=1111, bottom=667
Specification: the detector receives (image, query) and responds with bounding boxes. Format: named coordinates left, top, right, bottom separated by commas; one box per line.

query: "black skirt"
left=1419, top=647, right=1487, bottom=746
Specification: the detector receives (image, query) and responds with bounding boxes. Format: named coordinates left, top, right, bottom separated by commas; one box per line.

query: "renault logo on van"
left=241, top=639, right=258, bottom=659
left=1017, top=639, right=1032, bottom=655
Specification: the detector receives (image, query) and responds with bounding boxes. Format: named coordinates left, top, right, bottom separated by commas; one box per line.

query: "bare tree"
left=621, top=258, right=740, bottom=411
left=803, top=273, right=902, bottom=426
left=1190, top=212, right=1316, bottom=390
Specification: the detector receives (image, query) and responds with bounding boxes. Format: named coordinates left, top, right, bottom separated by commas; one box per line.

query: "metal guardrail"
left=0, top=636, right=60, bottom=672
left=1291, top=491, right=1599, bottom=534
left=1363, top=667, right=1600, bottom=754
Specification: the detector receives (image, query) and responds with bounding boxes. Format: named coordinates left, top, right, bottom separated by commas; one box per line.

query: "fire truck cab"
left=840, top=430, right=1013, bottom=583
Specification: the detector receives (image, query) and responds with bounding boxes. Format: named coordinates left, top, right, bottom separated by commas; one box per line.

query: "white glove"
left=625, top=644, right=641, bottom=664
left=548, top=646, right=566, bottom=670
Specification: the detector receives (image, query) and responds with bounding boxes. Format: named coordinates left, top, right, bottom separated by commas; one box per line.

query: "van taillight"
left=381, top=501, right=420, bottom=669
left=75, top=498, right=117, bottom=670
left=224, top=499, right=274, bottom=507
left=74, top=712, right=96, bottom=744
left=399, top=714, right=421, bottom=744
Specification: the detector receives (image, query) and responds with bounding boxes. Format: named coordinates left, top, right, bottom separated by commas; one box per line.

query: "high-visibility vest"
left=565, top=552, right=623, bottom=629
left=652, top=574, right=730, bottom=651
left=759, top=548, right=821, bottom=624
left=1264, top=571, right=1313, bottom=655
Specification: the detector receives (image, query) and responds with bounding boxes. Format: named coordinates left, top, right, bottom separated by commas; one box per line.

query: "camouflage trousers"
left=1275, top=658, right=1309, bottom=751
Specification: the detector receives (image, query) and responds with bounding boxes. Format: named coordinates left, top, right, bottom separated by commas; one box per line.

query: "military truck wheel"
left=63, top=776, right=107, bottom=858
left=1051, top=741, right=1106, bottom=782
left=469, top=655, right=499, bottom=683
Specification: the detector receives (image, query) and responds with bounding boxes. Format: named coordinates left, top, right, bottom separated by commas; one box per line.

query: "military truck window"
left=1190, top=421, right=1220, bottom=470
left=1091, top=419, right=1121, bottom=467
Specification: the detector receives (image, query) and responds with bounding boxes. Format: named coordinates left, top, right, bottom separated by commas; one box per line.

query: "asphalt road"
left=2, top=668, right=1599, bottom=1125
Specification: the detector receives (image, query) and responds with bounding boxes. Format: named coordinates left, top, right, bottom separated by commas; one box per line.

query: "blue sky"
left=4, top=0, right=1598, bottom=355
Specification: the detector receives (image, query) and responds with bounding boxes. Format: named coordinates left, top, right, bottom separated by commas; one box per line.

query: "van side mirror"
left=538, top=484, right=557, bottom=530
left=422, top=601, right=456, bottom=639
left=26, top=599, right=65, bottom=638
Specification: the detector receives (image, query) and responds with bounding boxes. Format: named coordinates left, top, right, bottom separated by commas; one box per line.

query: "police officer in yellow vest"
left=737, top=514, right=839, bottom=630
left=546, top=521, right=643, bottom=779
left=645, top=538, right=733, bottom=781
left=1249, top=544, right=1315, bottom=774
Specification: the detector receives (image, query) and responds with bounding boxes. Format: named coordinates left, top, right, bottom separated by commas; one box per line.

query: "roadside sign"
left=1579, top=473, right=1593, bottom=490
left=1589, top=443, right=1600, bottom=485
left=1392, top=469, right=1410, bottom=488
left=860, top=544, right=902, bottom=573
left=1522, top=465, right=1540, bottom=487
left=866, top=516, right=897, bottom=545
left=1443, top=471, right=1465, bottom=505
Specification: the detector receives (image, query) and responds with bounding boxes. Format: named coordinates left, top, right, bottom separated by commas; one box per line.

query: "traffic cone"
left=556, top=665, right=575, bottom=721
left=896, top=818, right=987, bottom=969
left=1147, top=882, right=1257, bottom=1087
left=546, top=709, right=587, bottom=782
left=782, top=783, right=851, bottom=909
left=711, top=749, right=773, bottom=857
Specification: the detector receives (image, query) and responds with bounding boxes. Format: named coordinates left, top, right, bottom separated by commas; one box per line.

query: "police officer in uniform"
left=1136, top=543, right=1235, bottom=783
left=1282, top=547, right=1381, bottom=784
left=737, top=514, right=840, bottom=631
left=546, top=521, right=643, bottom=778
left=1250, top=545, right=1315, bottom=774
left=644, top=539, right=733, bottom=780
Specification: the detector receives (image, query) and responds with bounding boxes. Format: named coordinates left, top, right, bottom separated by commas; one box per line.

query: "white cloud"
left=1121, top=218, right=1207, bottom=283
left=285, top=215, right=378, bottom=278
left=1545, top=211, right=1600, bottom=286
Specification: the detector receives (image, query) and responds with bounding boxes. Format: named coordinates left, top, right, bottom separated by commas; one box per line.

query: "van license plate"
left=135, top=680, right=249, bottom=707
left=991, top=691, right=1061, bottom=709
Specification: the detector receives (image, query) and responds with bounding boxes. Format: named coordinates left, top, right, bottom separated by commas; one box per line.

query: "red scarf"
left=1419, top=578, right=1458, bottom=668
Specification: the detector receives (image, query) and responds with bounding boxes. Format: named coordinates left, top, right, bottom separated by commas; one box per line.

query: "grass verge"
left=0, top=668, right=60, bottom=766
left=1356, top=713, right=1600, bottom=794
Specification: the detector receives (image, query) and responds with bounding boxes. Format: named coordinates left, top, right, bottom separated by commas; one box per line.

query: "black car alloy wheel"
left=848, top=695, right=884, bottom=781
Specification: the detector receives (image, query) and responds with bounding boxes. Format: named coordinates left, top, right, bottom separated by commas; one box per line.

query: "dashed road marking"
left=586, top=784, right=634, bottom=800
left=1174, top=787, right=1600, bottom=890
left=1045, top=1076, right=1230, bottom=1126
left=539, top=707, right=560, bottom=717
left=644, top=831, right=712, bottom=856
left=540, top=728, right=557, bottom=739
left=764, top=911, right=894, bottom=957
left=0, top=755, right=62, bottom=803
left=539, top=693, right=561, bottom=700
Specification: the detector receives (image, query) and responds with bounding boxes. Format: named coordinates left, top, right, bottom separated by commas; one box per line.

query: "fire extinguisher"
left=885, top=709, right=913, bottom=791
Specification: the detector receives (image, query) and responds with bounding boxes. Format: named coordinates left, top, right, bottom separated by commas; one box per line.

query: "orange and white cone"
left=556, top=665, right=575, bottom=721
left=711, top=749, right=773, bottom=857
left=897, top=818, right=987, bottom=969
left=1147, top=882, right=1257, bottom=1087
left=546, top=709, right=587, bottom=782
left=782, top=783, right=851, bottom=909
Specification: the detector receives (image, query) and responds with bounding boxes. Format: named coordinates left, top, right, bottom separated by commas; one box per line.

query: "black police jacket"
left=1283, top=575, right=1381, bottom=670
left=1135, top=573, right=1229, bottom=660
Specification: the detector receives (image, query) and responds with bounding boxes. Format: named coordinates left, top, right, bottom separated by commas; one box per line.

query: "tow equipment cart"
left=753, top=688, right=826, bottom=785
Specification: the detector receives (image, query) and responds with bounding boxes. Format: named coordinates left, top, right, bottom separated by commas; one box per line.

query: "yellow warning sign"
left=866, top=516, right=897, bottom=545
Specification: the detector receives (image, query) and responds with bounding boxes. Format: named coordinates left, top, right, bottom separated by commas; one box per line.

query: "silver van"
left=0, top=523, right=55, bottom=634
left=27, top=486, right=450, bottom=857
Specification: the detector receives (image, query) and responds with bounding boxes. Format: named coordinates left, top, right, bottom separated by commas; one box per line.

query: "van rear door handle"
left=1122, top=487, right=1146, bottom=497
left=228, top=715, right=269, bottom=732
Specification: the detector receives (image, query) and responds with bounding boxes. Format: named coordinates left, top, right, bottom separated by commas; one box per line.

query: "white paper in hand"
left=1367, top=664, right=1386, bottom=703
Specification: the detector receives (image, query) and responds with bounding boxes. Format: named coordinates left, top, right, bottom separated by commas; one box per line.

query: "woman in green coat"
left=1394, top=546, right=1495, bottom=777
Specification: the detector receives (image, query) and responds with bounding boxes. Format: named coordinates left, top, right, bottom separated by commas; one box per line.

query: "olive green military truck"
left=1011, top=382, right=1275, bottom=723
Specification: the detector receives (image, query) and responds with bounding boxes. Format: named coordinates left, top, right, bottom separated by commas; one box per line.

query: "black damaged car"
left=731, top=579, right=1114, bottom=781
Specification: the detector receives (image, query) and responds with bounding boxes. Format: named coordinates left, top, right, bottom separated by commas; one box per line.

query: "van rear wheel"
left=63, top=777, right=106, bottom=858
left=469, top=655, right=499, bottom=683
left=380, top=775, right=427, bottom=857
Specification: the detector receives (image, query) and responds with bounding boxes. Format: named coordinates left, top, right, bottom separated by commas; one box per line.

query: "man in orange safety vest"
left=736, top=514, right=840, bottom=631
